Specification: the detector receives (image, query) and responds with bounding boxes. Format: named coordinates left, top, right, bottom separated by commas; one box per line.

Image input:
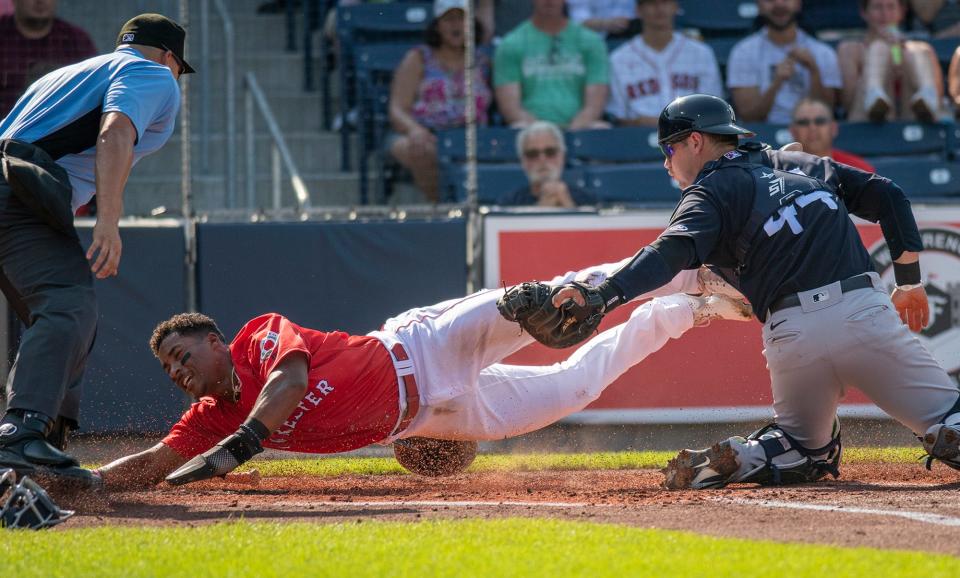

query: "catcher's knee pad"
left=731, top=420, right=842, bottom=486
left=921, top=401, right=960, bottom=472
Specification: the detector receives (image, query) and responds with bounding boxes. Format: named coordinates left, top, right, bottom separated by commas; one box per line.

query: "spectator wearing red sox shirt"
left=606, top=0, right=722, bottom=127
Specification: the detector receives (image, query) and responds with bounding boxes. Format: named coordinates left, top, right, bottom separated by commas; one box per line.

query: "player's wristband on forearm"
left=240, top=417, right=270, bottom=442
left=893, top=260, right=921, bottom=286
left=596, top=281, right=625, bottom=313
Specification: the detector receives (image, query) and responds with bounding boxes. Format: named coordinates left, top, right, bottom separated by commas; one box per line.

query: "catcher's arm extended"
left=165, top=352, right=310, bottom=486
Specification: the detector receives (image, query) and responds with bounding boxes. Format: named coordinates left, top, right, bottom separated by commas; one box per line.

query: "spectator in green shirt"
left=493, top=0, right=610, bottom=129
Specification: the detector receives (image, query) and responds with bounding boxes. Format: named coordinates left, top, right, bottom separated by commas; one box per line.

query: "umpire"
left=0, top=14, right=193, bottom=484
left=553, top=94, right=960, bottom=487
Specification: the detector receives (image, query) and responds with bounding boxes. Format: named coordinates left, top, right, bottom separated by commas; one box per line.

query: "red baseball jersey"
left=162, top=313, right=400, bottom=458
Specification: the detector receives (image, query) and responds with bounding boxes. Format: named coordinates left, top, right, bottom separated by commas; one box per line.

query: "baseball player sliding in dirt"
left=89, top=261, right=751, bottom=490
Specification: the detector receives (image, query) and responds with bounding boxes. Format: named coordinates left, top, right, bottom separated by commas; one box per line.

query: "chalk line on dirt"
left=720, top=498, right=960, bottom=527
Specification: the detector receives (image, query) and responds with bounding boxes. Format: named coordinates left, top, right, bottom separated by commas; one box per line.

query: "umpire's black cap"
left=658, top=94, right=753, bottom=144
left=116, top=13, right=195, bottom=74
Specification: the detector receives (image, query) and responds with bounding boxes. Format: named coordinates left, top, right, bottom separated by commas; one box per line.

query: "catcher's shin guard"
left=663, top=420, right=842, bottom=490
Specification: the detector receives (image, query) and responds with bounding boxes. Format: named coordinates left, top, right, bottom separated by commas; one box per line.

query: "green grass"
left=2, top=519, right=954, bottom=578
left=237, top=447, right=924, bottom=478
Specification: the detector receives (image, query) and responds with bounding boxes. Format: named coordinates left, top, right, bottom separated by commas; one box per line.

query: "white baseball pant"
left=371, top=262, right=700, bottom=441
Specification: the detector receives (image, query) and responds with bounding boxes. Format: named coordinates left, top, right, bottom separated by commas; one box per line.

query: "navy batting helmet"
left=658, top=94, right=754, bottom=145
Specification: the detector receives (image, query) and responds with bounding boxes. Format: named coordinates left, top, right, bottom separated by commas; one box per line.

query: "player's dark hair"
left=424, top=16, right=485, bottom=48
left=149, top=313, right=225, bottom=356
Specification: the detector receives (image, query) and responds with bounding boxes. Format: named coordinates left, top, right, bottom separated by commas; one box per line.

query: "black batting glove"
left=165, top=419, right=269, bottom=486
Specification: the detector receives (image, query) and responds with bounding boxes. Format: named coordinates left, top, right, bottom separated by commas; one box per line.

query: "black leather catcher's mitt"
left=496, top=281, right=606, bottom=349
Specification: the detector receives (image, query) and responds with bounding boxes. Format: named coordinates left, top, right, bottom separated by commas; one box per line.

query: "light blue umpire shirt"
left=0, top=46, right=180, bottom=212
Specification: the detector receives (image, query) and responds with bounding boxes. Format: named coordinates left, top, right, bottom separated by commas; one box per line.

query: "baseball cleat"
left=922, top=423, right=960, bottom=472
left=662, top=440, right=742, bottom=490
left=689, top=294, right=753, bottom=326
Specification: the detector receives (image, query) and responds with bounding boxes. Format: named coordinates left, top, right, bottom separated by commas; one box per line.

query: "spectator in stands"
left=0, top=0, right=97, bottom=118
left=607, top=0, right=723, bottom=126
left=788, top=97, right=876, bottom=172
left=906, top=0, right=960, bottom=37
left=497, top=121, right=597, bottom=207
left=567, top=0, right=637, bottom=38
left=494, top=0, right=610, bottom=129
left=727, top=0, right=841, bottom=124
left=838, top=0, right=944, bottom=122
left=388, top=0, right=492, bottom=202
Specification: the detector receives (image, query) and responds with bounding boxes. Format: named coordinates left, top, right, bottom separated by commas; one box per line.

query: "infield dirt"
left=60, top=463, right=960, bottom=556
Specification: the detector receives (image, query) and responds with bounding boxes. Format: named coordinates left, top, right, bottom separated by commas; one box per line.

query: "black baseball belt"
left=768, top=274, right=874, bottom=314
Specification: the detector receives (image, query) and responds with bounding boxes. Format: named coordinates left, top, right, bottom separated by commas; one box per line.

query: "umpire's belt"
left=768, top=274, right=874, bottom=314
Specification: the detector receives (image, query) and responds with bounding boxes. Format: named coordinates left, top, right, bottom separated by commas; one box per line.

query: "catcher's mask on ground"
left=0, top=469, right=74, bottom=530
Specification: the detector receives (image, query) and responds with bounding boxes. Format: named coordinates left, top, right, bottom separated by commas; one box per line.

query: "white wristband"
left=896, top=283, right=923, bottom=291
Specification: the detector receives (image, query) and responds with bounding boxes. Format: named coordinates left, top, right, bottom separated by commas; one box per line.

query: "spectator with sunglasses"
left=788, top=98, right=875, bottom=172
left=497, top=121, right=597, bottom=207
left=494, top=0, right=610, bottom=129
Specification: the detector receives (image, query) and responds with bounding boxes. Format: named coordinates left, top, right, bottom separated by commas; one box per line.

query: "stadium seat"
left=582, top=164, right=681, bottom=205
left=566, top=127, right=663, bottom=164
left=833, top=121, right=948, bottom=158
left=336, top=3, right=431, bottom=170
left=800, top=0, right=864, bottom=32
left=742, top=123, right=794, bottom=148
left=437, top=127, right=521, bottom=165
left=676, top=0, right=758, bottom=37
left=706, top=36, right=741, bottom=69
left=871, top=158, right=960, bottom=199
left=928, top=37, right=959, bottom=71
left=445, top=164, right=586, bottom=204
left=354, top=43, right=416, bottom=203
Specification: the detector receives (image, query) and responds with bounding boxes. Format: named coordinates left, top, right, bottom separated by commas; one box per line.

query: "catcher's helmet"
left=657, top=94, right=754, bottom=145
left=0, top=469, right=74, bottom=530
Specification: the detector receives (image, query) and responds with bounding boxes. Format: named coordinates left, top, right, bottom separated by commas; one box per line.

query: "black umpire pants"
left=0, top=139, right=97, bottom=424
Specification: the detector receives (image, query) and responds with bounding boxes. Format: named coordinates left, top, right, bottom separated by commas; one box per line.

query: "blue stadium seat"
left=446, top=164, right=585, bottom=204
left=871, top=158, right=960, bottom=199
left=354, top=43, right=416, bottom=203
left=437, top=127, right=521, bottom=164
left=582, top=164, right=681, bottom=205
left=566, top=127, right=663, bottom=164
left=800, top=0, right=864, bottom=32
left=676, top=0, right=758, bottom=37
left=929, top=37, right=959, bottom=70
left=833, top=122, right=948, bottom=158
left=742, top=123, right=794, bottom=148
left=336, top=3, right=431, bottom=171
left=706, top=36, right=741, bottom=68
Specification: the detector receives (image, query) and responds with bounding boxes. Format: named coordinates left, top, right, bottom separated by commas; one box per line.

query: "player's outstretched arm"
left=165, top=352, right=310, bottom=486
left=97, top=442, right=189, bottom=491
